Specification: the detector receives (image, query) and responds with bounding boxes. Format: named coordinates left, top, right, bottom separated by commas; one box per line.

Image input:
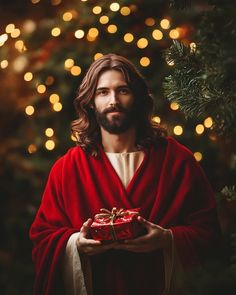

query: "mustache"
left=102, top=105, right=127, bottom=115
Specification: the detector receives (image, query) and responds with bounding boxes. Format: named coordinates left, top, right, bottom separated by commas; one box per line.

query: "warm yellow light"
left=74, top=29, right=85, bottom=39
left=70, top=66, right=82, bottom=76
left=5, top=24, right=15, bottom=33
left=88, top=28, right=99, bottom=38
left=22, top=20, right=36, bottom=33
left=173, top=125, right=183, bottom=135
left=37, top=84, right=46, bottom=94
left=170, top=102, right=179, bottom=110
left=152, top=116, right=161, bottom=123
left=194, top=152, right=202, bottom=162
left=11, top=28, right=21, bottom=38
left=49, top=93, right=60, bottom=104
left=190, top=42, right=197, bottom=53
left=51, top=27, right=61, bottom=37
left=1, top=60, right=8, bottom=69
left=169, top=29, right=180, bottom=39
left=24, top=72, right=33, bottom=81
left=107, top=24, right=118, bottom=34
left=120, top=6, right=131, bottom=16
left=45, top=76, right=55, bottom=85
left=31, top=0, right=40, bottom=4
left=152, top=29, right=163, bottom=40
left=0, top=34, right=8, bottom=45
left=137, top=38, right=148, bottom=49
left=71, top=134, right=77, bottom=141
left=94, top=53, right=103, bottom=60
left=140, top=57, right=150, bottom=67
left=28, top=144, right=37, bottom=154
left=160, top=19, right=170, bottom=29
left=63, top=12, right=73, bottom=21
left=53, top=102, right=63, bottom=112
left=13, top=56, right=28, bottom=72
left=15, top=40, right=26, bottom=52
left=45, top=140, right=55, bottom=150
left=204, top=117, right=213, bottom=128
left=45, top=128, right=54, bottom=137
left=99, top=16, right=109, bottom=24
left=64, top=58, right=74, bottom=69
left=93, top=6, right=102, bottom=14
left=145, top=18, right=155, bottom=26
left=110, top=2, right=120, bottom=12
left=123, top=33, right=134, bottom=43
left=166, top=59, right=175, bottom=66
left=25, top=105, right=35, bottom=115
left=195, top=124, right=204, bottom=135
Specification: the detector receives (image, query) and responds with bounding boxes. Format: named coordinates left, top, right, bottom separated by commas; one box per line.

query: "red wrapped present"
left=90, top=207, right=144, bottom=241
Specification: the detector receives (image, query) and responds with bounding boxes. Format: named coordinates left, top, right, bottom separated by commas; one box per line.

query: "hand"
left=114, top=216, right=172, bottom=253
left=76, top=218, right=118, bottom=256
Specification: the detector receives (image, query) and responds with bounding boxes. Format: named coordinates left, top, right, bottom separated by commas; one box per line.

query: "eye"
left=119, top=88, right=130, bottom=95
left=97, top=89, right=108, bottom=96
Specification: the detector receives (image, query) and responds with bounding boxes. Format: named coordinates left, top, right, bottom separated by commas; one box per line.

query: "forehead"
left=96, top=70, right=128, bottom=88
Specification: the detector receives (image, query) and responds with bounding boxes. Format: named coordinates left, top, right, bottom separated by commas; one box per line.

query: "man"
left=30, top=54, right=221, bottom=295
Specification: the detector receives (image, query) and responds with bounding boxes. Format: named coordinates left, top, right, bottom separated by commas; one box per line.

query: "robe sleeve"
left=29, top=158, right=79, bottom=295
left=169, top=154, right=221, bottom=270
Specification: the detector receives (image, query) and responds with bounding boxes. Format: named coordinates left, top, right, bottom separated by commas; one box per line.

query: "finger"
left=137, top=216, right=155, bottom=228
left=80, top=218, right=93, bottom=236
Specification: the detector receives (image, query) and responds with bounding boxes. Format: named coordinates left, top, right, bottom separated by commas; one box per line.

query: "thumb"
left=137, top=216, right=155, bottom=229
left=80, top=218, right=93, bottom=237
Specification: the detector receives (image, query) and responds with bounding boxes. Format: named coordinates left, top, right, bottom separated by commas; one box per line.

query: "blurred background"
left=0, top=0, right=235, bottom=294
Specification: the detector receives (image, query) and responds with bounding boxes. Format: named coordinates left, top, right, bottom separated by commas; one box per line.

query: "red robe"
left=29, top=137, right=220, bottom=294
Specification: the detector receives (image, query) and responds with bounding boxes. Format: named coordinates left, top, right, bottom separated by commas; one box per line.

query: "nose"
left=109, top=90, right=119, bottom=105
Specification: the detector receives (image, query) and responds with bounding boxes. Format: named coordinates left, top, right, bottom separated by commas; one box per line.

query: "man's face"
left=93, top=70, right=136, bottom=134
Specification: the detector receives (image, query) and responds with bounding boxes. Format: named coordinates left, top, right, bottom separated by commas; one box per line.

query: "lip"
left=108, top=111, right=123, bottom=115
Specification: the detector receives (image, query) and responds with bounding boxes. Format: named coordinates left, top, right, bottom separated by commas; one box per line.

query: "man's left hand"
left=114, top=216, right=172, bottom=253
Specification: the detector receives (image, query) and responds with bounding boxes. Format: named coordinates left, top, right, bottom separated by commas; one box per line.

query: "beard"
left=94, top=104, right=137, bottom=134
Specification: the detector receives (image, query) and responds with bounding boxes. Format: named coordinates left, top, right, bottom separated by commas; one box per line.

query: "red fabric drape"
left=29, top=137, right=221, bottom=294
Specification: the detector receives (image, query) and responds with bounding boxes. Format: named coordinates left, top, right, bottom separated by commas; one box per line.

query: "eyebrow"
left=96, top=85, right=130, bottom=91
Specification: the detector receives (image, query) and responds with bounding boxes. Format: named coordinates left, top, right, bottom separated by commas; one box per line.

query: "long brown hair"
left=71, top=53, right=166, bottom=156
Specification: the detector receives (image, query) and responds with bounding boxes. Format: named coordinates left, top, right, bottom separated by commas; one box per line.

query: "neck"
left=101, top=127, right=137, bottom=153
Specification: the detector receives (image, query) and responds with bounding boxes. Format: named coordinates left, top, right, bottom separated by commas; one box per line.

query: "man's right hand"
left=76, top=218, right=118, bottom=255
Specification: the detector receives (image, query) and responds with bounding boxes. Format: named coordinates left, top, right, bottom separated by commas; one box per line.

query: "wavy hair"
left=71, top=53, right=166, bottom=156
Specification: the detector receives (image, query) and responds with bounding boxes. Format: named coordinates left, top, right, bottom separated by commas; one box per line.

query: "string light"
left=99, top=16, right=109, bottom=24
left=0, top=34, right=8, bottom=46
left=28, top=144, right=37, bottom=154
left=93, top=6, right=102, bottom=14
left=140, top=57, right=150, bottom=67
left=15, top=40, right=27, bottom=52
left=152, top=29, right=163, bottom=40
left=45, top=139, right=55, bottom=150
left=170, top=102, right=179, bottom=110
left=25, top=105, right=35, bottom=116
left=31, top=0, right=40, bottom=4
left=94, top=53, right=103, bottom=60
left=64, top=58, right=74, bottom=70
left=110, top=2, right=120, bottom=12
left=169, top=29, right=180, bottom=39
left=152, top=116, right=161, bottom=123
left=63, top=12, right=73, bottom=21
left=51, top=27, right=61, bottom=37
left=194, top=152, right=202, bottom=162
left=173, top=125, right=183, bottom=135
left=190, top=42, right=197, bottom=53
left=166, top=59, right=175, bottom=66
left=51, top=0, right=62, bottom=5
left=37, top=84, right=46, bottom=94
left=45, top=128, right=54, bottom=137
left=107, top=25, right=118, bottom=34
left=204, top=117, right=213, bottom=128
left=137, top=38, right=148, bottom=49
left=88, top=28, right=99, bottom=38
left=75, top=29, right=85, bottom=39
left=11, top=28, right=21, bottom=38
left=49, top=93, right=60, bottom=104
left=1, top=60, right=8, bottom=69
left=195, top=124, right=204, bottom=135
left=22, top=20, right=36, bottom=33
left=145, top=18, right=155, bottom=26
left=13, top=56, right=28, bottom=72
left=160, top=19, right=170, bottom=29
left=123, top=33, right=134, bottom=43
left=5, top=24, right=15, bottom=33
left=53, top=102, right=63, bottom=112
left=70, top=66, right=82, bottom=76
left=120, top=6, right=131, bottom=16
left=24, top=72, right=33, bottom=81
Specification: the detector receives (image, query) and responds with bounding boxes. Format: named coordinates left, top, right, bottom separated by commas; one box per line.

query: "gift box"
left=90, top=208, right=144, bottom=241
